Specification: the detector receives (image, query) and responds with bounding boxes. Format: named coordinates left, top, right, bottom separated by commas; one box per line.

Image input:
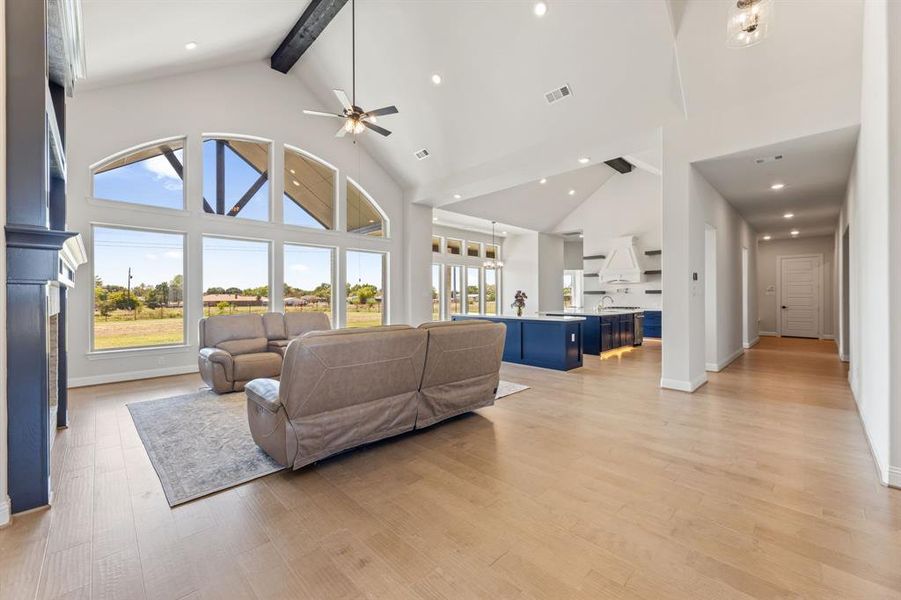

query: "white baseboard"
left=849, top=384, right=889, bottom=486
left=820, top=334, right=835, bottom=340
left=889, top=467, right=901, bottom=489
left=660, top=374, right=708, bottom=392
left=0, top=495, right=10, bottom=527
left=840, top=353, right=850, bottom=363
left=706, top=347, right=744, bottom=373
left=759, top=331, right=779, bottom=337
left=743, top=337, right=760, bottom=349
left=68, top=364, right=199, bottom=388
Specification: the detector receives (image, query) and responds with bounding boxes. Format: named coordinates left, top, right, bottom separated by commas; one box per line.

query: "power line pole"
left=127, top=267, right=135, bottom=321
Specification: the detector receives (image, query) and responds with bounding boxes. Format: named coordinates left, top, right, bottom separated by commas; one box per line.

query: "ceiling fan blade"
left=303, top=110, right=343, bottom=118
left=362, top=120, right=392, bottom=137
left=364, top=105, right=398, bottom=118
left=335, top=125, right=348, bottom=138
left=333, top=89, right=352, bottom=111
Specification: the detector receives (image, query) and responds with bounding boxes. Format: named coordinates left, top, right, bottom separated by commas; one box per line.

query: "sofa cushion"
left=202, top=314, right=266, bottom=349
left=262, top=312, right=287, bottom=340
left=233, top=352, right=283, bottom=382
left=284, top=312, right=331, bottom=338
left=268, top=339, right=291, bottom=356
left=218, top=337, right=268, bottom=356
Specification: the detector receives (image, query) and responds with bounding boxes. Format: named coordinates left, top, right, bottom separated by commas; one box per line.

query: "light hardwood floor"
left=2, top=337, right=901, bottom=599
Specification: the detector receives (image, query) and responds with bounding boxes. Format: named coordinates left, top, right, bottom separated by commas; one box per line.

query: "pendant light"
left=483, top=222, right=505, bottom=269
left=726, top=0, right=774, bottom=48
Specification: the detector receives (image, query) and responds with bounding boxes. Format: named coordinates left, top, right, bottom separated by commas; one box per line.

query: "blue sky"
left=201, top=140, right=269, bottom=220
left=93, top=148, right=184, bottom=209
left=94, top=227, right=183, bottom=287
left=346, top=250, right=384, bottom=289
left=284, top=244, right=331, bottom=291
left=202, top=237, right=269, bottom=291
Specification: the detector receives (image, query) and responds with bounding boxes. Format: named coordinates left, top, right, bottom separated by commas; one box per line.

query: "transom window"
left=283, top=147, right=336, bottom=229
left=92, top=139, right=186, bottom=210
left=202, top=137, right=270, bottom=221
left=346, top=178, right=387, bottom=237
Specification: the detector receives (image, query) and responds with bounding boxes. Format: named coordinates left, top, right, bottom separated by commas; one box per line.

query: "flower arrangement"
left=511, top=290, right=528, bottom=317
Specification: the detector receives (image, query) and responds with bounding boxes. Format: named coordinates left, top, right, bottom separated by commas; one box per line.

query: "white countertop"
left=456, top=314, right=586, bottom=322
left=540, top=309, right=645, bottom=317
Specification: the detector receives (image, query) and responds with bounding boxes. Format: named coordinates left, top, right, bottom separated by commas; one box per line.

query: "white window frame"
left=200, top=233, right=273, bottom=318
left=89, top=223, right=189, bottom=353
left=200, top=133, right=274, bottom=223
left=283, top=242, right=337, bottom=325
left=346, top=176, right=390, bottom=239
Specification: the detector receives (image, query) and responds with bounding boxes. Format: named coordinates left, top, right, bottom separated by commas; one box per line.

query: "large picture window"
left=467, top=267, right=482, bottom=314
left=284, top=244, right=334, bottom=325
left=432, top=264, right=442, bottom=321
left=92, top=139, right=186, bottom=210
left=447, top=265, right=463, bottom=316
left=485, top=268, right=498, bottom=315
left=202, top=237, right=270, bottom=316
left=284, top=147, right=336, bottom=229
left=346, top=250, right=386, bottom=328
left=92, top=226, right=185, bottom=350
left=202, top=137, right=270, bottom=221
left=346, top=178, right=386, bottom=237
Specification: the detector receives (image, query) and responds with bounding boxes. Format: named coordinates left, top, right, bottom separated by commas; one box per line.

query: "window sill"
left=86, top=343, right=193, bottom=359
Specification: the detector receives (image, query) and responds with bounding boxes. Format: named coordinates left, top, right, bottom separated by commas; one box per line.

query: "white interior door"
left=779, top=256, right=821, bottom=338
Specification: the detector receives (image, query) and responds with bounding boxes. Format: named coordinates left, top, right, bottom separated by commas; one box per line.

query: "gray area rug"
left=127, top=391, right=283, bottom=507
left=128, top=381, right=530, bottom=507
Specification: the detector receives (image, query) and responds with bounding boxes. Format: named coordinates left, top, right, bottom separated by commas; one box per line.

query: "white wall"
left=694, top=169, right=758, bottom=373
left=888, top=0, right=901, bottom=484
left=65, top=62, right=407, bottom=386
left=0, top=0, right=10, bottom=526
left=403, top=202, right=433, bottom=326
left=835, top=0, right=896, bottom=485
left=563, top=240, right=583, bottom=270
left=757, top=235, right=836, bottom=337
left=501, top=232, right=539, bottom=316
left=554, top=168, right=662, bottom=310
left=537, top=233, right=564, bottom=311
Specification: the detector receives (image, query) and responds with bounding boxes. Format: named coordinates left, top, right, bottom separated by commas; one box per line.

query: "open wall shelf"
left=643, top=270, right=661, bottom=275
left=583, top=254, right=606, bottom=260
left=584, top=290, right=608, bottom=295
left=645, top=290, right=662, bottom=294
left=644, top=250, right=661, bottom=256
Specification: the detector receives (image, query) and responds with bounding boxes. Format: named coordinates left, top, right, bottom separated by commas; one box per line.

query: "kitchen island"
left=451, top=314, right=585, bottom=371
left=542, top=309, right=644, bottom=355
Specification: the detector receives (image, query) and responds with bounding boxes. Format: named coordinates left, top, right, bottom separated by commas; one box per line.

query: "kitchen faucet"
left=599, top=295, right=615, bottom=311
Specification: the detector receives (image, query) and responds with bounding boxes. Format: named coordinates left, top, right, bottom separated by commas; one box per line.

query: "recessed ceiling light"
left=762, top=235, right=772, bottom=240
left=453, top=193, right=461, bottom=199
left=533, top=2, right=548, bottom=17
left=292, top=180, right=300, bottom=186
left=433, top=217, right=438, bottom=222
left=539, top=178, right=547, bottom=184
left=568, top=189, right=575, bottom=196
left=783, top=212, right=794, bottom=219
left=578, top=157, right=590, bottom=164
left=578, top=234, right=584, bottom=238
left=185, top=41, right=198, bottom=51
left=770, top=183, right=785, bottom=190
left=501, top=231, right=508, bottom=235
left=289, top=169, right=295, bottom=174
left=431, top=73, right=442, bottom=85
left=790, top=229, right=800, bottom=236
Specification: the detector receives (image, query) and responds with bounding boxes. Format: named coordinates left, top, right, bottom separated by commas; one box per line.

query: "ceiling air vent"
left=544, top=83, right=573, bottom=105
left=754, top=154, right=783, bottom=164
left=414, top=148, right=430, bottom=160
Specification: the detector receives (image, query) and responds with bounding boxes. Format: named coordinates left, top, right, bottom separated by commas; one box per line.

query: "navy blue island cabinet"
left=451, top=314, right=584, bottom=371
left=544, top=310, right=645, bottom=355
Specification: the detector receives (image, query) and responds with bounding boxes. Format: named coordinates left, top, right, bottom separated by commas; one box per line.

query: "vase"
left=516, top=306, right=523, bottom=317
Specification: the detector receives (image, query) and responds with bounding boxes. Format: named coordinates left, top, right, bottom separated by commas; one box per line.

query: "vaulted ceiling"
left=78, top=0, right=865, bottom=232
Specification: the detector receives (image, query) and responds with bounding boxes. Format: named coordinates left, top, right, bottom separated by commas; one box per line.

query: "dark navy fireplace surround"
left=5, top=0, right=78, bottom=512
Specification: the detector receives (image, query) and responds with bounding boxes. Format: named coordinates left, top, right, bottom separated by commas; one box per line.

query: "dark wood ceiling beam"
left=271, top=0, right=349, bottom=74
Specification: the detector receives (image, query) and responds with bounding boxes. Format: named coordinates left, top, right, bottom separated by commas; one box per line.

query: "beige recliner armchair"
left=245, top=320, right=506, bottom=468
left=198, top=312, right=332, bottom=393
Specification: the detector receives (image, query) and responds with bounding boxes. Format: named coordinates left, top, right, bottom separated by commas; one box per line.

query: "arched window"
left=346, top=177, right=388, bottom=237
left=283, top=146, right=337, bottom=229
left=91, top=138, right=186, bottom=210
left=202, top=136, right=270, bottom=221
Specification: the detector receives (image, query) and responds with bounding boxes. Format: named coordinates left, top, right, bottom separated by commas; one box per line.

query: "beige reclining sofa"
left=198, top=312, right=330, bottom=393
left=244, top=320, right=506, bottom=469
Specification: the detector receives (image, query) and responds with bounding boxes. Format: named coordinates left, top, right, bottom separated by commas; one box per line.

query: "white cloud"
left=143, top=154, right=181, bottom=184
left=144, top=253, right=159, bottom=261
left=290, top=264, right=309, bottom=272
left=164, top=250, right=183, bottom=259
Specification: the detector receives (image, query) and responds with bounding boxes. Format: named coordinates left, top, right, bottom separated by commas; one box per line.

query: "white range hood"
left=598, top=236, right=643, bottom=284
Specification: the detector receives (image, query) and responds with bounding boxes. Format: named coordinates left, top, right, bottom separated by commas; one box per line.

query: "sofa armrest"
left=199, top=346, right=233, bottom=379
left=246, top=378, right=282, bottom=414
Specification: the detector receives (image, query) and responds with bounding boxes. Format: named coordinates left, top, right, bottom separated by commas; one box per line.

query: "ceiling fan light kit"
left=302, top=0, right=398, bottom=137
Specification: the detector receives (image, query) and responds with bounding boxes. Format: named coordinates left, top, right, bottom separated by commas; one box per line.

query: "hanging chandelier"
left=483, top=221, right=505, bottom=269
left=726, top=0, right=774, bottom=48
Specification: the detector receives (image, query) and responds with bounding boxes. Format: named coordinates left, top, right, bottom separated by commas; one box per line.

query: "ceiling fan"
left=302, top=0, right=398, bottom=137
